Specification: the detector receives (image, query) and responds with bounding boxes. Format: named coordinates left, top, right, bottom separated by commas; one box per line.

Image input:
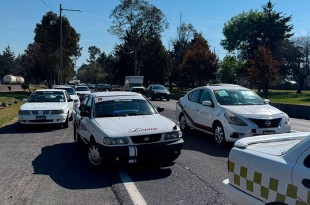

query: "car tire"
left=63, top=114, right=69, bottom=128
left=166, top=97, right=170, bottom=101
left=88, top=142, right=103, bottom=167
left=179, top=114, right=190, bottom=132
left=74, top=124, right=83, bottom=146
left=213, top=123, right=226, bottom=146
left=69, top=113, right=73, bottom=121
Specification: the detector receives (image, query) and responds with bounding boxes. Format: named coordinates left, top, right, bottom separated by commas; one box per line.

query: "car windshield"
left=28, top=91, right=65, bottom=102
left=213, top=89, right=265, bottom=105
left=153, top=85, right=166, bottom=91
left=95, top=99, right=156, bottom=117
left=76, top=86, right=89, bottom=91
left=56, top=87, right=76, bottom=95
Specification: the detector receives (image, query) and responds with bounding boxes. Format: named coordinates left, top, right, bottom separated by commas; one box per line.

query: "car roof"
left=53, top=85, right=73, bottom=89
left=34, top=89, right=66, bottom=92
left=92, top=91, right=142, bottom=98
left=195, top=84, right=248, bottom=91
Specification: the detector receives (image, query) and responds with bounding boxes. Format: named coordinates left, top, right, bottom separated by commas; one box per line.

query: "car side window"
left=199, top=89, right=212, bottom=104
left=79, top=96, right=89, bottom=112
left=64, top=91, right=70, bottom=100
left=188, top=90, right=201, bottom=103
left=304, top=154, right=310, bottom=168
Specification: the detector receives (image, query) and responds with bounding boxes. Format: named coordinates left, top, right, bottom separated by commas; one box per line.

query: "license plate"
left=36, top=116, right=46, bottom=121
left=263, top=130, right=275, bottom=135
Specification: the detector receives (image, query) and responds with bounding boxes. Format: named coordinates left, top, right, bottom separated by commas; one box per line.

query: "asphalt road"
left=0, top=99, right=309, bottom=205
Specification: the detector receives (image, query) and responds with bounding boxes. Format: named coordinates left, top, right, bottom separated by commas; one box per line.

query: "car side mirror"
left=68, top=99, right=73, bottom=102
left=264, top=99, right=270, bottom=104
left=202, top=100, right=213, bottom=107
left=80, top=110, right=91, bottom=117
left=156, top=107, right=164, bottom=112
left=22, top=98, right=28, bottom=102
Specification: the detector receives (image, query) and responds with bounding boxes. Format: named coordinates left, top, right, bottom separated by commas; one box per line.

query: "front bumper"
left=18, top=114, right=67, bottom=125
left=97, top=138, right=184, bottom=164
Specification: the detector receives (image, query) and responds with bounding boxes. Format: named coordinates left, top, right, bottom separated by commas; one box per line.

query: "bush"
left=21, top=84, right=29, bottom=91
left=8, top=86, right=11, bottom=92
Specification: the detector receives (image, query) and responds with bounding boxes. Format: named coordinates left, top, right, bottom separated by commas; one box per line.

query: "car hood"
left=20, top=102, right=67, bottom=110
left=222, top=104, right=284, bottom=117
left=94, top=114, right=178, bottom=137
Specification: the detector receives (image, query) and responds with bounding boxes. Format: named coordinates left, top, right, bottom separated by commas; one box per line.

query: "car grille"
left=131, top=134, right=162, bottom=144
left=248, top=118, right=281, bottom=128
left=31, top=110, right=50, bottom=115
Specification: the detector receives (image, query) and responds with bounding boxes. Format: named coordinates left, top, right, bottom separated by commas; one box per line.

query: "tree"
left=0, top=46, right=17, bottom=79
left=221, top=1, right=293, bottom=61
left=27, top=11, right=81, bottom=86
left=218, top=56, right=245, bottom=84
left=109, top=0, right=168, bottom=75
left=180, top=34, right=219, bottom=87
left=287, top=36, right=310, bottom=94
left=169, top=15, right=197, bottom=90
left=247, top=46, right=279, bottom=92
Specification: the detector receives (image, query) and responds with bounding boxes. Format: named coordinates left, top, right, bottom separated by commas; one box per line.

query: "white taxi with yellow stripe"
left=223, top=132, right=310, bottom=205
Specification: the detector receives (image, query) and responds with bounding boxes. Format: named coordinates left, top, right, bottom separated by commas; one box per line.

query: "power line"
left=39, top=0, right=55, bottom=12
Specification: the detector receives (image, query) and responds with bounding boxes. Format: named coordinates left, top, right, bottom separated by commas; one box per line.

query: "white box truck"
left=124, top=76, right=145, bottom=93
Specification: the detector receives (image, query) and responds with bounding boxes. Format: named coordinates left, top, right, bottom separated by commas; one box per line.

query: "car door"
left=292, top=147, right=310, bottom=204
left=76, top=96, right=90, bottom=142
left=80, top=96, right=94, bottom=143
left=182, top=89, right=202, bottom=127
left=195, top=88, right=214, bottom=133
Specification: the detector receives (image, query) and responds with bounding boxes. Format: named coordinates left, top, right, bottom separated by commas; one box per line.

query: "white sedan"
left=176, top=84, right=291, bottom=146
left=73, top=91, right=184, bottom=166
left=18, top=89, right=74, bottom=128
left=53, top=85, right=80, bottom=109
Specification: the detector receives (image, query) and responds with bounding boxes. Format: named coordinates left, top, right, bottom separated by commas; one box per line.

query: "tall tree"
left=180, top=34, right=219, bottom=87
left=0, top=46, right=17, bottom=79
left=221, top=1, right=293, bottom=60
left=30, top=11, right=81, bottom=85
left=109, top=0, right=168, bottom=75
left=247, top=46, right=280, bottom=92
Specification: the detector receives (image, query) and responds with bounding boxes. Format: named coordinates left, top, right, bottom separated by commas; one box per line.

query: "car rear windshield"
left=153, top=85, right=166, bottom=90
left=56, top=87, right=76, bottom=95
left=95, top=99, right=156, bottom=117
left=28, top=91, right=65, bottom=102
left=76, top=86, right=89, bottom=91
left=214, top=89, right=265, bottom=105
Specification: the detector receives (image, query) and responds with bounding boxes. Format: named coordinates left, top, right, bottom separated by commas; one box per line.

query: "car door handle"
left=302, top=179, right=310, bottom=188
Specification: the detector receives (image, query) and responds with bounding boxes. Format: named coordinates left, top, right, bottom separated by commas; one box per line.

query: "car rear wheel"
left=179, top=114, right=190, bottom=132
left=88, top=143, right=102, bottom=167
left=166, top=97, right=170, bottom=101
left=213, top=123, right=226, bottom=146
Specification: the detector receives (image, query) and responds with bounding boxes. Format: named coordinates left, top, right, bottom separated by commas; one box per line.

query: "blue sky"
left=1, top=0, right=310, bottom=69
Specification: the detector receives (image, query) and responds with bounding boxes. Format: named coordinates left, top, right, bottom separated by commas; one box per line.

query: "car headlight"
left=284, top=114, right=290, bottom=125
left=103, top=137, right=129, bottom=145
left=164, top=131, right=182, bottom=140
left=224, top=111, right=247, bottom=126
left=51, top=109, right=65, bottom=114
left=19, top=110, right=30, bottom=115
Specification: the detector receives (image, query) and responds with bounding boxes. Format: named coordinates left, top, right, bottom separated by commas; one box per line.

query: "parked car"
left=145, top=84, right=170, bottom=101
left=73, top=91, right=184, bottom=166
left=18, top=89, right=74, bottom=128
left=111, top=85, right=124, bottom=91
left=223, top=132, right=310, bottom=205
left=53, top=85, right=80, bottom=109
left=74, top=85, right=91, bottom=100
left=86, top=83, right=96, bottom=92
left=175, top=84, right=291, bottom=146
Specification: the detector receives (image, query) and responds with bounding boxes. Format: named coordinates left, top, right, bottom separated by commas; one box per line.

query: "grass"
left=0, top=91, right=31, bottom=128
left=256, top=90, right=310, bottom=106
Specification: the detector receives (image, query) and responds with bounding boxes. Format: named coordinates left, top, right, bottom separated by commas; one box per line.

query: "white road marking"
left=118, top=170, right=147, bottom=205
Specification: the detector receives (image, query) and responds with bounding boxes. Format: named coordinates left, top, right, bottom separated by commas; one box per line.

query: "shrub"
left=8, top=86, right=11, bottom=92
left=21, top=84, right=29, bottom=91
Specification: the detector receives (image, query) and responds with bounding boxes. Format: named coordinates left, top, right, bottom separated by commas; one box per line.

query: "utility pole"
left=59, top=4, right=81, bottom=84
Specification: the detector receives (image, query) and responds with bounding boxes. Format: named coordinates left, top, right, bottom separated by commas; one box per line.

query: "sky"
left=1, top=0, right=310, bottom=69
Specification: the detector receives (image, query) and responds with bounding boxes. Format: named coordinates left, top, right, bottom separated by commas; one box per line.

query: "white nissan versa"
left=176, top=84, right=291, bottom=146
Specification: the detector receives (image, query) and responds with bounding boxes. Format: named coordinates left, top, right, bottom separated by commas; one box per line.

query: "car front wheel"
left=179, top=114, right=190, bottom=132
left=88, top=143, right=102, bottom=167
left=213, top=123, right=226, bottom=146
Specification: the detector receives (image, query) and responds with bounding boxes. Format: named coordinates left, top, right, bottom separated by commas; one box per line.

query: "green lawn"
left=256, top=90, right=310, bottom=106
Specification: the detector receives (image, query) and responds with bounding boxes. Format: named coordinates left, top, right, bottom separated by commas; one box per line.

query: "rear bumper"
left=97, top=138, right=184, bottom=164
left=223, top=179, right=264, bottom=205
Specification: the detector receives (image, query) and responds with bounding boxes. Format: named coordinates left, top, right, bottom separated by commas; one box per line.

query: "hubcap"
left=214, top=126, right=224, bottom=144
left=180, top=116, right=187, bottom=130
left=88, top=145, right=102, bottom=166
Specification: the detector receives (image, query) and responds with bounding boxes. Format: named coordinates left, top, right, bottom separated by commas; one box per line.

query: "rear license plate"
left=263, top=130, right=275, bottom=135
left=36, top=116, right=46, bottom=121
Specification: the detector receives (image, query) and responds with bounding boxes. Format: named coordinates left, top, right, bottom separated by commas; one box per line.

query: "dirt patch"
left=0, top=84, right=24, bottom=92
